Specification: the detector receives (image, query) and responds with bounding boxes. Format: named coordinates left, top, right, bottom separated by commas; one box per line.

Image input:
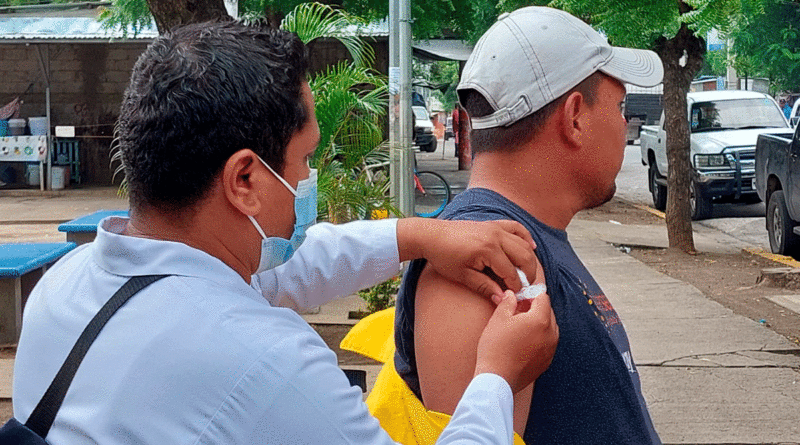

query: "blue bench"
left=58, top=209, right=128, bottom=245
left=0, top=242, right=77, bottom=343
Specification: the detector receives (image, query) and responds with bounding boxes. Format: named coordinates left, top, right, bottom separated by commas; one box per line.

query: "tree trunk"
left=146, top=0, right=231, bottom=33
left=263, top=9, right=285, bottom=29
left=654, top=22, right=705, bottom=254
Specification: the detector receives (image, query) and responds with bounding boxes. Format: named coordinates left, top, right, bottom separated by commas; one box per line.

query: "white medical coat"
left=13, top=217, right=515, bottom=444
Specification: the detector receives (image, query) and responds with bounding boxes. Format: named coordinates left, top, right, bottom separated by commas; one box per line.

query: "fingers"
left=492, top=220, right=536, bottom=249
left=481, top=243, right=522, bottom=292
left=463, top=269, right=504, bottom=299
left=483, top=231, right=538, bottom=293
left=527, top=291, right=552, bottom=314
left=491, top=290, right=518, bottom=317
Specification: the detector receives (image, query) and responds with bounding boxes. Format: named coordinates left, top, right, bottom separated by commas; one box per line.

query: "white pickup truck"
left=640, top=90, right=790, bottom=219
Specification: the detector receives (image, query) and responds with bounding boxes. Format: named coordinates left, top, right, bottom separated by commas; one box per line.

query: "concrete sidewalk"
left=0, top=140, right=799, bottom=443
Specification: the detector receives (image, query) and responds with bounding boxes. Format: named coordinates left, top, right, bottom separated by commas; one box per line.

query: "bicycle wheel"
left=414, top=171, right=451, bottom=218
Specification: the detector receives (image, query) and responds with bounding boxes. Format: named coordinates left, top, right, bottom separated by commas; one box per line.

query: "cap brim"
left=599, top=46, right=663, bottom=88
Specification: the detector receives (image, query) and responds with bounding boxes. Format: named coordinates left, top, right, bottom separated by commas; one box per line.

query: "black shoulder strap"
left=24, top=274, right=169, bottom=438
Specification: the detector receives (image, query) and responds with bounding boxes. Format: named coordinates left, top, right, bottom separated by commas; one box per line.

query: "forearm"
left=253, top=220, right=401, bottom=310
left=396, top=217, right=429, bottom=262
left=436, top=373, right=515, bottom=444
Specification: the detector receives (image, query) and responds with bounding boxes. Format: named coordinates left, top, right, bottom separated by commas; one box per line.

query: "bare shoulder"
left=413, top=263, right=496, bottom=415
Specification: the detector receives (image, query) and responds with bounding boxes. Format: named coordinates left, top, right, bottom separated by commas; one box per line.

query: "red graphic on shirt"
left=589, top=293, right=621, bottom=327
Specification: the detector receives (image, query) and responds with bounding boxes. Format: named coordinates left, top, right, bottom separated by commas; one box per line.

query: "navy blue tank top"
left=394, top=188, right=661, bottom=444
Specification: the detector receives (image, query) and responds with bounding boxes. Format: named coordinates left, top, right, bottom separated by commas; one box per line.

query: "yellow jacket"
left=340, top=308, right=525, bottom=445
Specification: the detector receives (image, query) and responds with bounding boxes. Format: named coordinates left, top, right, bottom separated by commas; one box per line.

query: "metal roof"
left=412, top=39, right=473, bottom=62
left=0, top=17, right=157, bottom=42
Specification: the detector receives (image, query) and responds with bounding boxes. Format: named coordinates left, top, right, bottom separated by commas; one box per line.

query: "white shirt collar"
left=93, top=216, right=256, bottom=299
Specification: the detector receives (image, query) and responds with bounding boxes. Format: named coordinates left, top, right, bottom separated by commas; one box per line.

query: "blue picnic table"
left=0, top=242, right=77, bottom=343
left=58, top=209, right=128, bottom=245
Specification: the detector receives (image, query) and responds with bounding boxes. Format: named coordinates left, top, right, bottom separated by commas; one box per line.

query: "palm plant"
left=279, top=2, right=375, bottom=68
left=283, top=3, right=396, bottom=223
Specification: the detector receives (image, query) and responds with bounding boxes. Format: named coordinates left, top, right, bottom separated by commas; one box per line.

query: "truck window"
left=690, top=99, right=788, bottom=133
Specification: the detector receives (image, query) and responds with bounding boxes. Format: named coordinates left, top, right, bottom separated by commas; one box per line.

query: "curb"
left=625, top=200, right=800, bottom=268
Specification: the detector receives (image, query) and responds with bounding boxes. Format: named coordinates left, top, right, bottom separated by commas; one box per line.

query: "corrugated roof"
left=412, top=39, right=473, bottom=62
left=336, top=19, right=388, bottom=38
left=0, top=17, right=157, bottom=41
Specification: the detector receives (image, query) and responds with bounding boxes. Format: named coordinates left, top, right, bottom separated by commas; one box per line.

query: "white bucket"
left=50, top=166, right=67, bottom=190
left=8, top=118, right=25, bottom=136
left=28, top=117, right=48, bottom=136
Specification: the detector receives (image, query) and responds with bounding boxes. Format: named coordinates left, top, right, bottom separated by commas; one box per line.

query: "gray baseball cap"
left=458, top=7, right=664, bottom=130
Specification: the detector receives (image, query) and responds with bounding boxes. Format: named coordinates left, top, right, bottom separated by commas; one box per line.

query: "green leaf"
left=280, top=2, right=375, bottom=67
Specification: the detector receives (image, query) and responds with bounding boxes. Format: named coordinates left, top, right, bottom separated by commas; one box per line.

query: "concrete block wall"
left=0, top=42, right=148, bottom=186
left=0, top=37, right=388, bottom=186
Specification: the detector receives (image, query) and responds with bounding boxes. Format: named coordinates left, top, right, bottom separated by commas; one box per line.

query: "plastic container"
left=26, top=162, right=40, bottom=186
left=8, top=118, right=26, bottom=136
left=0, top=120, right=7, bottom=137
left=49, top=166, right=68, bottom=190
left=28, top=117, right=48, bottom=136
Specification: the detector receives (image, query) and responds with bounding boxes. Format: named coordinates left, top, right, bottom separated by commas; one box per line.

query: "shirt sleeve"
left=238, top=327, right=515, bottom=445
left=251, top=219, right=402, bottom=311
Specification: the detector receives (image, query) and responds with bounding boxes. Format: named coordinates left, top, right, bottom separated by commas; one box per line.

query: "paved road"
left=616, top=144, right=771, bottom=251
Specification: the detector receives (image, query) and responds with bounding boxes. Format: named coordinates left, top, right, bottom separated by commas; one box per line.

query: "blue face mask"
left=248, top=157, right=317, bottom=273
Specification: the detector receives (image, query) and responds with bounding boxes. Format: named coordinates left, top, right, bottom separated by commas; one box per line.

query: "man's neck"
left=467, top=148, right=582, bottom=231
left=125, top=202, right=254, bottom=283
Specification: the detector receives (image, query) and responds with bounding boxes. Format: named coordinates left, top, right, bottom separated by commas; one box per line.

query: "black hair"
left=118, top=21, right=309, bottom=212
left=461, top=72, right=602, bottom=154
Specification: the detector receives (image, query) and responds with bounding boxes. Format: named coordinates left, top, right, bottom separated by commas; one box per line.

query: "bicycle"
left=362, top=156, right=451, bottom=218
left=413, top=167, right=451, bottom=218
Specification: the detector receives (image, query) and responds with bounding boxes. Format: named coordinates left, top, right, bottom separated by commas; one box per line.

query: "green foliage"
left=358, top=275, right=400, bottom=314
left=309, top=61, right=397, bottom=223
left=99, top=0, right=154, bottom=37
left=415, top=61, right=460, bottom=113
left=542, top=0, right=766, bottom=50
left=279, top=2, right=375, bottom=67
left=282, top=3, right=395, bottom=223
left=731, top=0, right=800, bottom=92
left=699, top=48, right=728, bottom=77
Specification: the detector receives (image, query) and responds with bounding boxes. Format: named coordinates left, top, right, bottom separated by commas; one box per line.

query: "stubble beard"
left=586, top=182, right=617, bottom=210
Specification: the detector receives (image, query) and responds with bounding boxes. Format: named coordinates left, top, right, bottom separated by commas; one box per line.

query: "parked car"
left=790, top=100, right=800, bottom=127
left=412, top=105, right=437, bottom=153
left=624, top=91, right=663, bottom=144
left=640, top=90, right=790, bottom=220
left=755, top=124, right=800, bottom=257
left=445, top=116, right=454, bottom=140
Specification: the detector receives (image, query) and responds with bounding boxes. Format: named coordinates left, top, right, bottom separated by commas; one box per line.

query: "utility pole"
left=389, top=0, right=414, bottom=217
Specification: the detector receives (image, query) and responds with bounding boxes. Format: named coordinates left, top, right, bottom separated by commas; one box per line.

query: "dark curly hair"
left=118, top=21, right=309, bottom=212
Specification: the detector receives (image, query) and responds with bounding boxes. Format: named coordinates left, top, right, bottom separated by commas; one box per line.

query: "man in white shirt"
left=13, top=21, right=558, bottom=444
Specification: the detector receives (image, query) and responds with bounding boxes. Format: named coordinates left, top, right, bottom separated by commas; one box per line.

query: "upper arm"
left=414, top=265, right=533, bottom=435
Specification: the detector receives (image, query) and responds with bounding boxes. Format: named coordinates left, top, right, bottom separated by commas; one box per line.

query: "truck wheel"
left=649, top=164, right=667, bottom=211
left=767, top=190, right=800, bottom=257
left=690, top=181, right=712, bottom=220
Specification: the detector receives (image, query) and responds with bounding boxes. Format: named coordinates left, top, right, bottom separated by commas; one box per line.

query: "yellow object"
left=371, top=208, right=389, bottom=220
left=340, top=308, right=525, bottom=445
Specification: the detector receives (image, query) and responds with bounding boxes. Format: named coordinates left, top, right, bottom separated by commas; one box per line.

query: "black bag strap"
left=24, top=274, right=169, bottom=438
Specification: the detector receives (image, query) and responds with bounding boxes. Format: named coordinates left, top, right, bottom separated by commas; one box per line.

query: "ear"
left=560, top=91, right=588, bottom=149
left=222, top=149, right=262, bottom=217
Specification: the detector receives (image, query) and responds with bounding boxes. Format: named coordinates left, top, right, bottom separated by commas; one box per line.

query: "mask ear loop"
left=258, top=157, right=299, bottom=197
left=247, top=215, right=269, bottom=240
